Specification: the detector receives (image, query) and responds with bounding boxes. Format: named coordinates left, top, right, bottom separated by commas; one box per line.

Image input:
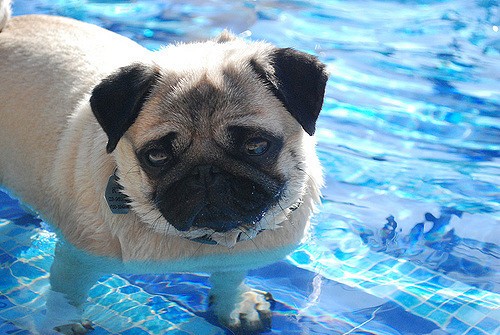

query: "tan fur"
left=0, top=14, right=323, bottom=263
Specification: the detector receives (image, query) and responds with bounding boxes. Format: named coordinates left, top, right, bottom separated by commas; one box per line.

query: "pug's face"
left=90, top=35, right=328, bottom=247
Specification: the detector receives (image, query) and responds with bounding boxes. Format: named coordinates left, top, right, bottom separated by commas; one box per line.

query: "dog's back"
left=0, top=4, right=149, bottom=210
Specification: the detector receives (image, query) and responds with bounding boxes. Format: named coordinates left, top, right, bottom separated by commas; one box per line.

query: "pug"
left=0, top=0, right=327, bottom=333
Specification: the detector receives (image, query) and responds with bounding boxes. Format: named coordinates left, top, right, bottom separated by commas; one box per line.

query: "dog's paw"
left=53, top=320, right=94, bottom=335
left=220, top=289, right=274, bottom=334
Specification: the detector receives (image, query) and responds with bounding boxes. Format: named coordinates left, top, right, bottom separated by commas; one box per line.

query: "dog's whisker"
left=124, top=165, right=141, bottom=176
left=296, top=165, right=316, bottom=187
left=189, top=231, right=215, bottom=259
left=276, top=201, right=295, bottom=228
left=239, top=228, right=264, bottom=253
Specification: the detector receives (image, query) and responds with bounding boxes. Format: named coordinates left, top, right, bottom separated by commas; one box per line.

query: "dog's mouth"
left=188, top=228, right=265, bottom=246
left=178, top=199, right=303, bottom=247
left=173, top=207, right=270, bottom=247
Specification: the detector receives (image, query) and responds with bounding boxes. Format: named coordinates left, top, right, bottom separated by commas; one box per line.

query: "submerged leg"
left=209, top=271, right=274, bottom=334
left=42, top=242, right=103, bottom=334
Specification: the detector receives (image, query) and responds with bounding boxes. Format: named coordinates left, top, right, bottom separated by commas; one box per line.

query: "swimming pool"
left=1, top=0, right=498, bottom=334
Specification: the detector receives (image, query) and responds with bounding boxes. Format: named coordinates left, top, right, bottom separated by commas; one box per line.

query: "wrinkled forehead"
left=128, top=63, right=292, bottom=147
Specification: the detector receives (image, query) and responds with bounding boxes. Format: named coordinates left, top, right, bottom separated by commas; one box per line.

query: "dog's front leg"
left=42, top=242, right=103, bottom=335
left=209, top=271, right=274, bottom=334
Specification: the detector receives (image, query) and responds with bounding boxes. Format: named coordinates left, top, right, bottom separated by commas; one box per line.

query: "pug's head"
left=90, top=33, right=328, bottom=247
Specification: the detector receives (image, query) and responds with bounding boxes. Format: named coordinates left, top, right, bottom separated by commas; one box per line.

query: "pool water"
left=1, top=0, right=499, bottom=334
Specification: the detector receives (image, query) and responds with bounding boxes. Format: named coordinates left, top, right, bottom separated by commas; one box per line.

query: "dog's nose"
left=191, top=165, right=221, bottom=186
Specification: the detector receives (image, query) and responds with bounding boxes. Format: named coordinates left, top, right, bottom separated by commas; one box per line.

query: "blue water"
left=1, top=0, right=499, bottom=334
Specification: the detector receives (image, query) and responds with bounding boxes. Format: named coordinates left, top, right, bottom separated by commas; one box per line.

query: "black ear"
left=90, top=63, right=158, bottom=153
left=251, top=48, right=328, bottom=135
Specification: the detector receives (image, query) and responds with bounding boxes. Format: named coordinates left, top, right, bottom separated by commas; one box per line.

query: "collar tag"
left=105, top=169, right=130, bottom=214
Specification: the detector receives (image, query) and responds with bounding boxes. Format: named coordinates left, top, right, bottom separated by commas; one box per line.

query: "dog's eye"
left=146, top=149, right=170, bottom=167
left=244, top=138, right=269, bottom=156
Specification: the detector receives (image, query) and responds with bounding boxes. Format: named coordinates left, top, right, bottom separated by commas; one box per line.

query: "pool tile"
left=7, top=288, right=39, bottom=305
left=89, top=283, right=113, bottom=299
left=164, top=329, right=192, bottom=335
left=344, top=277, right=363, bottom=286
left=12, top=330, right=33, bottom=335
left=140, top=316, right=173, bottom=333
left=405, top=285, right=433, bottom=299
left=409, top=268, right=434, bottom=281
left=447, top=318, right=472, bottom=334
left=464, top=328, right=488, bottom=335
left=109, top=297, right=139, bottom=313
left=26, top=277, right=49, bottom=295
left=367, top=283, right=398, bottom=297
left=341, top=264, right=366, bottom=274
left=175, top=317, right=224, bottom=335
left=29, top=256, right=53, bottom=272
left=8, top=246, right=30, bottom=258
left=427, top=293, right=448, bottom=307
left=0, top=294, right=15, bottom=311
left=9, top=313, right=44, bottom=333
left=103, top=275, right=129, bottom=288
left=0, top=252, right=16, bottom=265
left=481, top=293, right=500, bottom=306
left=475, top=317, right=499, bottom=334
left=121, top=327, right=150, bottom=335
left=465, top=299, right=496, bottom=315
left=455, top=304, right=488, bottom=326
left=290, top=250, right=312, bottom=265
left=95, top=292, right=122, bottom=307
left=367, top=262, right=392, bottom=274
left=130, top=290, right=154, bottom=302
left=0, top=322, right=19, bottom=333
left=438, top=299, right=462, bottom=314
left=85, top=326, right=112, bottom=335
left=122, top=305, right=154, bottom=319
left=100, top=314, right=133, bottom=333
left=120, top=285, right=141, bottom=294
left=9, top=261, right=46, bottom=283
left=158, top=305, right=193, bottom=324
left=322, top=266, right=344, bottom=278
left=84, top=304, right=117, bottom=325
left=358, top=280, right=378, bottom=289
left=0, top=306, right=31, bottom=322
left=146, top=296, right=170, bottom=314
left=383, top=270, right=403, bottom=281
left=381, top=258, right=399, bottom=268
left=419, top=280, right=442, bottom=293
left=427, top=309, right=451, bottom=326
left=22, top=294, right=45, bottom=311
left=0, top=269, right=19, bottom=293
left=435, top=287, right=465, bottom=301
left=412, top=303, right=435, bottom=317
left=393, top=291, right=421, bottom=309
left=427, top=275, right=455, bottom=288
left=367, top=274, right=393, bottom=285
left=18, top=247, right=44, bottom=262
left=464, top=288, right=488, bottom=299
left=0, top=239, right=17, bottom=252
